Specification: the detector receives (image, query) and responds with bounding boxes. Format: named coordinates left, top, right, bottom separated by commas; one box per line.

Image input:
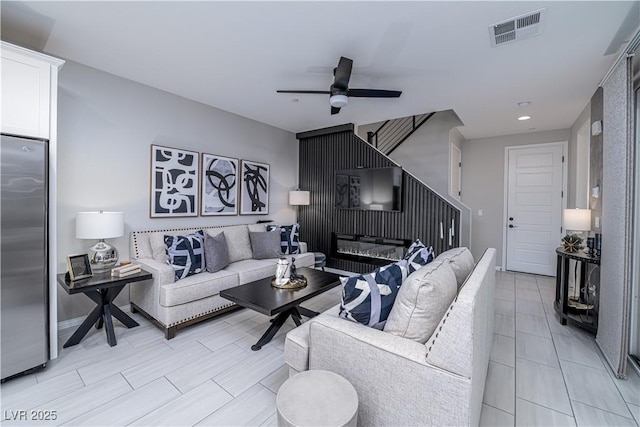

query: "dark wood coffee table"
left=220, top=267, right=341, bottom=350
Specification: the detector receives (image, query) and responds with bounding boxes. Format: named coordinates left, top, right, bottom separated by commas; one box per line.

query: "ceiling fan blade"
left=347, top=89, right=402, bottom=98
left=276, top=90, right=331, bottom=94
left=331, top=106, right=341, bottom=115
left=333, top=57, right=353, bottom=90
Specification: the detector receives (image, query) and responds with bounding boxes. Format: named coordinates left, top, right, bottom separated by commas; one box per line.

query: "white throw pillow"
left=434, top=247, right=475, bottom=288
left=383, top=260, right=457, bottom=343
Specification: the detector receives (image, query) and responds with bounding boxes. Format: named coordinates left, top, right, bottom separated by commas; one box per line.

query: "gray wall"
left=567, top=102, right=591, bottom=208
left=56, top=61, right=298, bottom=322
left=388, top=110, right=472, bottom=248
left=461, top=129, right=571, bottom=265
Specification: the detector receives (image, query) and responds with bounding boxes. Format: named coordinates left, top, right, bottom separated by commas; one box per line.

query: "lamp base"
left=88, top=240, right=119, bottom=272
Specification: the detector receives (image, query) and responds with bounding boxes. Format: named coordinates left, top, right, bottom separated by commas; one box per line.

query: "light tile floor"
left=480, top=271, right=640, bottom=427
left=1, top=270, right=638, bottom=426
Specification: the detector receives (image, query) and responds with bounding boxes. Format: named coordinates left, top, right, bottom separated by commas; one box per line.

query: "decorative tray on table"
left=271, top=276, right=307, bottom=290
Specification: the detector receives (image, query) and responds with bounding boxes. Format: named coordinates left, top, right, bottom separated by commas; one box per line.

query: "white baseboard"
left=57, top=304, right=132, bottom=331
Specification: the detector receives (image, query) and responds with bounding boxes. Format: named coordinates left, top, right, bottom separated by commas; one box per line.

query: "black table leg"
left=63, top=305, right=104, bottom=348
left=290, top=308, right=303, bottom=326
left=297, top=306, right=319, bottom=318
left=252, top=309, right=291, bottom=351
left=63, top=284, right=137, bottom=348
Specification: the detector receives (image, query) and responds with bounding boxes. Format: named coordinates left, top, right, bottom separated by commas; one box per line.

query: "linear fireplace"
left=332, top=233, right=412, bottom=266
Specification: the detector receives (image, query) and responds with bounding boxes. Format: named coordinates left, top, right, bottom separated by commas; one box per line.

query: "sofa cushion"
left=267, top=223, right=300, bottom=254
left=205, top=232, right=230, bottom=273
left=434, top=247, right=475, bottom=288
left=249, top=231, right=282, bottom=260
left=225, top=259, right=278, bottom=284
left=164, top=231, right=206, bottom=281
left=151, top=228, right=199, bottom=263
left=339, top=260, right=409, bottom=329
left=403, top=240, right=435, bottom=274
left=159, top=269, right=239, bottom=307
left=205, top=225, right=252, bottom=263
left=383, top=259, right=457, bottom=343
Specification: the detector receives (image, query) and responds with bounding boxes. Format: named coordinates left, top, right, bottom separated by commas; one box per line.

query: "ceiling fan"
left=277, top=56, right=402, bottom=115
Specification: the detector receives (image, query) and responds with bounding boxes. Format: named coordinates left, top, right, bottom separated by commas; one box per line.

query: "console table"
left=57, top=269, right=152, bottom=347
left=554, top=247, right=600, bottom=333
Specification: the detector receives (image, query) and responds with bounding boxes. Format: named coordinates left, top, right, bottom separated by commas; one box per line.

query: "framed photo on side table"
left=66, top=254, right=93, bottom=281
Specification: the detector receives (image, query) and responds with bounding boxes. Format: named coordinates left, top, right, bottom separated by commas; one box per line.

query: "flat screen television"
left=335, top=167, right=403, bottom=212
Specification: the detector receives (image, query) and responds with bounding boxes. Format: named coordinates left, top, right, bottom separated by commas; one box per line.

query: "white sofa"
left=129, top=224, right=314, bottom=339
left=284, top=248, right=496, bottom=427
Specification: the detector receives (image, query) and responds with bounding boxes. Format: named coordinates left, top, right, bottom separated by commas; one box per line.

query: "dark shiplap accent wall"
left=298, top=128, right=460, bottom=274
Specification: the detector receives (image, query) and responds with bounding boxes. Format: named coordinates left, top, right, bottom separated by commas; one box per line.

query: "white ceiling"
left=2, top=1, right=638, bottom=139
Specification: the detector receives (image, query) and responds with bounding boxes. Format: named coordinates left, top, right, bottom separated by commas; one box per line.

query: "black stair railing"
left=367, top=112, right=435, bottom=155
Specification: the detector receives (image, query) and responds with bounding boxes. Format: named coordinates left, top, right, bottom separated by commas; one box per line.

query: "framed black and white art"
left=240, top=160, right=270, bottom=215
left=150, top=145, right=199, bottom=217
left=201, top=153, right=238, bottom=216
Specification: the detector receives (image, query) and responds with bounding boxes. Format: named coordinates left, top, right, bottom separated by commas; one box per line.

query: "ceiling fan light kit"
left=277, top=56, right=402, bottom=115
left=330, top=94, right=348, bottom=108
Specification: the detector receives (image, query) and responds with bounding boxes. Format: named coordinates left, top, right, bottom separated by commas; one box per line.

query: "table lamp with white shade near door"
left=76, top=211, right=124, bottom=272
left=562, top=208, right=591, bottom=252
left=289, top=190, right=310, bottom=206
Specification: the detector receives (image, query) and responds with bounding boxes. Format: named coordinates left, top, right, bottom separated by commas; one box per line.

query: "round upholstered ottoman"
left=313, top=252, right=327, bottom=271
left=276, top=370, right=358, bottom=427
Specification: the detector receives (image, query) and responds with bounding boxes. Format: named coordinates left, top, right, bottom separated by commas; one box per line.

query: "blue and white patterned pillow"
left=164, top=230, right=206, bottom=281
left=266, top=223, right=300, bottom=254
left=339, top=260, right=410, bottom=329
left=404, top=239, right=435, bottom=273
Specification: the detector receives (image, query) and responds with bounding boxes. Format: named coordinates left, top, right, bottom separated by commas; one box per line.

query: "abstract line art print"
left=335, top=174, right=349, bottom=208
left=201, top=153, right=238, bottom=216
left=240, top=160, right=269, bottom=215
left=150, top=145, right=199, bottom=217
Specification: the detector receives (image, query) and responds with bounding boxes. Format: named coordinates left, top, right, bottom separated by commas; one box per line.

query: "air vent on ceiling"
left=489, top=8, right=547, bottom=47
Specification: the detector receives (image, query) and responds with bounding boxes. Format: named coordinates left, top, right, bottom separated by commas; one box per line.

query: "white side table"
left=276, top=370, right=358, bottom=427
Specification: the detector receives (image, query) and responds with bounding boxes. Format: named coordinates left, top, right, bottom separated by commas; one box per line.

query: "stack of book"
left=111, top=263, right=141, bottom=278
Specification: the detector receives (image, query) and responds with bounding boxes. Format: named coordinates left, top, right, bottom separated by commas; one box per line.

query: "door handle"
left=509, top=224, right=518, bottom=228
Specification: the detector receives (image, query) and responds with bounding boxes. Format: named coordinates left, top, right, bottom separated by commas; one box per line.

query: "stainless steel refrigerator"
left=1, top=134, right=48, bottom=380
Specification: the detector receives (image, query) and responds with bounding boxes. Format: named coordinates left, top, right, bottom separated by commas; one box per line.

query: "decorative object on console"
left=201, top=153, right=238, bottom=216
left=275, top=257, right=291, bottom=285
left=111, top=263, right=141, bottom=278
left=150, top=145, right=199, bottom=217
left=586, top=237, right=595, bottom=255
left=272, top=257, right=307, bottom=289
left=561, top=234, right=583, bottom=253
left=164, top=230, right=206, bottom=280
left=240, top=160, right=269, bottom=215
left=66, top=254, right=93, bottom=281
left=339, top=260, right=409, bottom=329
left=76, top=211, right=124, bottom=272
left=595, top=233, right=602, bottom=257
left=267, top=223, right=300, bottom=254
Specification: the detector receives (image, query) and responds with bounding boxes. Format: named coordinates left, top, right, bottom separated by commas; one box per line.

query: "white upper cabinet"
left=1, top=42, right=64, bottom=139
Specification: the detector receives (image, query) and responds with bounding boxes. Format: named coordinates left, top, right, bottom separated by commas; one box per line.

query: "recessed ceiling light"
left=518, top=115, right=531, bottom=121
left=517, top=101, right=531, bottom=107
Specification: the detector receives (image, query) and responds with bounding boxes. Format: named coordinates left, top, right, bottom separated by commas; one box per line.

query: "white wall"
left=461, top=129, right=571, bottom=264
left=56, top=61, right=298, bottom=322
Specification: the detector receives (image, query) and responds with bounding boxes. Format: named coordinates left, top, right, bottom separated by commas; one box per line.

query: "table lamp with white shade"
left=76, top=211, right=124, bottom=271
left=289, top=190, right=310, bottom=206
left=562, top=208, right=591, bottom=252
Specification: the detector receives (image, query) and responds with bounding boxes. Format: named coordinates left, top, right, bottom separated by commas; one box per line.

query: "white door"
left=506, top=144, right=565, bottom=276
left=450, top=143, right=462, bottom=201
